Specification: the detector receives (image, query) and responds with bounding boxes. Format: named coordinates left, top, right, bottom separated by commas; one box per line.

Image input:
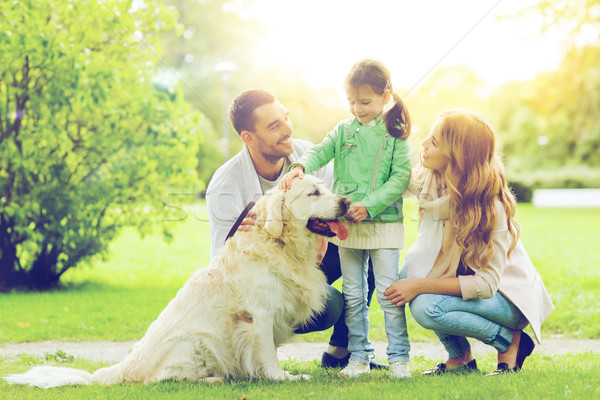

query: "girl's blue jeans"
left=339, top=247, right=410, bottom=364
left=402, top=265, right=525, bottom=358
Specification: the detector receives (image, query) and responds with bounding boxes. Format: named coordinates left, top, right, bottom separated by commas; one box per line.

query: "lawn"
left=1, top=200, right=598, bottom=343
left=1, top=353, right=599, bottom=399
left=1, top=200, right=599, bottom=398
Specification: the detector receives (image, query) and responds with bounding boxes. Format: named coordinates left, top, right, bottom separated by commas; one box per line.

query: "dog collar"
left=225, top=201, right=256, bottom=243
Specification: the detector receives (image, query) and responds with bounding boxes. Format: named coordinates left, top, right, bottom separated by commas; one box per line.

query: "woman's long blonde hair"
left=435, top=109, right=520, bottom=270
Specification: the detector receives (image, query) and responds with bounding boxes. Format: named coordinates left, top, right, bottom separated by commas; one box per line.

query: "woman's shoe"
left=487, top=362, right=511, bottom=376
left=422, top=359, right=478, bottom=375
left=515, top=331, right=535, bottom=371
left=487, top=331, right=535, bottom=376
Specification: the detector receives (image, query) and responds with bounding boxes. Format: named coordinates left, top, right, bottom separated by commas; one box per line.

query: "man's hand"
left=345, top=203, right=368, bottom=223
left=278, top=166, right=304, bottom=191
left=237, top=211, right=257, bottom=232
left=384, top=279, right=423, bottom=307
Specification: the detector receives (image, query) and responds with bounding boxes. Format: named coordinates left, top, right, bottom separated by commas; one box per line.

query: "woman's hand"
left=278, top=166, right=304, bottom=191
left=345, top=203, right=368, bottom=223
left=384, top=279, right=423, bottom=307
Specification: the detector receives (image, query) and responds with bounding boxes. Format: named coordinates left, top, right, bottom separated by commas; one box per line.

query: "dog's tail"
left=3, top=366, right=93, bottom=388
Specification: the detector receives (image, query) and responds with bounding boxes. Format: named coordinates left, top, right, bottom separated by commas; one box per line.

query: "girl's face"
left=421, top=122, right=449, bottom=173
left=346, top=84, right=390, bottom=125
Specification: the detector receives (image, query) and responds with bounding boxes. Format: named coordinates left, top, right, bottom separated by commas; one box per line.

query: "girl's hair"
left=434, top=109, right=520, bottom=270
left=344, top=59, right=411, bottom=139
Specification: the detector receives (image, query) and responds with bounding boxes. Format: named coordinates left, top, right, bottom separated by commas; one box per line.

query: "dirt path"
left=1, top=336, right=598, bottom=364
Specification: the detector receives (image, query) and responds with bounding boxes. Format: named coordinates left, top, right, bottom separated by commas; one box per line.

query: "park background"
left=1, top=0, right=599, bottom=398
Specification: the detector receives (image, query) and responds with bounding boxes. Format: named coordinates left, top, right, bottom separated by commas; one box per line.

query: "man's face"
left=248, top=100, right=294, bottom=162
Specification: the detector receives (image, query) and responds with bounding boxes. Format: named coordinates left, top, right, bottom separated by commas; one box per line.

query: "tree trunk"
left=1, top=217, right=61, bottom=291
left=27, top=245, right=61, bottom=291
left=1, top=214, right=19, bottom=290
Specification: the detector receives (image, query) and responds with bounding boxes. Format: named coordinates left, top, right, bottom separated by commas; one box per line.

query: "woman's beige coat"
left=457, top=201, right=554, bottom=345
left=406, top=171, right=554, bottom=345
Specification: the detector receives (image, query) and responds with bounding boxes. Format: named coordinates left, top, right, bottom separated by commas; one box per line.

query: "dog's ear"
left=264, top=189, right=285, bottom=238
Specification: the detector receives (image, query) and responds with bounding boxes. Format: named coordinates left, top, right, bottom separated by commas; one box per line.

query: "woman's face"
left=421, top=122, right=449, bottom=172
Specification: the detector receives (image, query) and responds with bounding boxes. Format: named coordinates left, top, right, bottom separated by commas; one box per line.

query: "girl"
left=280, top=59, right=412, bottom=378
left=384, top=109, right=553, bottom=375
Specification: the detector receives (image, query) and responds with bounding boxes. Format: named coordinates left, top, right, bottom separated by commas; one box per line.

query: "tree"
left=161, top=0, right=267, bottom=167
left=493, top=0, right=600, bottom=171
left=0, top=0, right=201, bottom=290
left=160, top=0, right=350, bottom=176
left=403, top=65, right=493, bottom=144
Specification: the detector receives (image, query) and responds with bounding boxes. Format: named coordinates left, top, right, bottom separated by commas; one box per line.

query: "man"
left=206, top=89, right=384, bottom=369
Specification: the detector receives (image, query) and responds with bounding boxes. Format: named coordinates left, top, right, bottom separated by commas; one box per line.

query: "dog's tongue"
left=326, top=220, right=349, bottom=240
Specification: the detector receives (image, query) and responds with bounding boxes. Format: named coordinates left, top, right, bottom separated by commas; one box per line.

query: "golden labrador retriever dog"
left=4, top=175, right=350, bottom=388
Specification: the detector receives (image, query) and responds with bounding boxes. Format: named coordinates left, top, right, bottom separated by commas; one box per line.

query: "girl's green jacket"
left=294, top=115, right=412, bottom=222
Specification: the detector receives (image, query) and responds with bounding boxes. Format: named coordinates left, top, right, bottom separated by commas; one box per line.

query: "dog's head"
left=264, top=175, right=350, bottom=240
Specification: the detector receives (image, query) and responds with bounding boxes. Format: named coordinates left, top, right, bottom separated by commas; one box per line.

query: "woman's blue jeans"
left=339, top=247, right=410, bottom=364
left=405, top=262, right=525, bottom=358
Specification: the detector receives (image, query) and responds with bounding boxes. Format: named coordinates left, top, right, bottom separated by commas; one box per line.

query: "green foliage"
left=161, top=0, right=267, bottom=165
left=490, top=1, right=600, bottom=174
left=510, top=166, right=600, bottom=192
left=404, top=65, right=493, bottom=142
left=159, top=0, right=352, bottom=176
left=45, top=350, right=74, bottom=363
left=508, top=181, right=533, bottom=203
left=0, top=0, right=202, bottom=290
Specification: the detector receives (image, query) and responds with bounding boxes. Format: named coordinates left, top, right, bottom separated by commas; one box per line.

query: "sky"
left=246, top=0, right=567, bottom=94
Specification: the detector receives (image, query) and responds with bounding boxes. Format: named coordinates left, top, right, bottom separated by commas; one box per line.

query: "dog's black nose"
left=340, top=197, right=351, bottom=214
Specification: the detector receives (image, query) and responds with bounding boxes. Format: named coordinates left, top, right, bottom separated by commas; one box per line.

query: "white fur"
left=3, top=176, right=348, bottom=387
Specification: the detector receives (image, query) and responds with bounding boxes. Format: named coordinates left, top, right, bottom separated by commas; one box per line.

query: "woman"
left=384, top=109, right=554, bottom=375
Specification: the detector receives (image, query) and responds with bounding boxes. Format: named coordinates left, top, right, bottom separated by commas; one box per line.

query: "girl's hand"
left=345, top=203, right=368, bottom=223
left=384, top=279, right=423, bottom=307
left=278, top=166, right=304, bottom=191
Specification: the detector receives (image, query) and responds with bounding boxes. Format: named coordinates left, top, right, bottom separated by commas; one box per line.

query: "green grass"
left=0, top=201, right=599, bottom=343
left=1, top=353, right=599, bottom=399
left=0, top=213, right=211, bottom=343
left=1, top=201, right=599, bottom=398
left=515, top=205, right=600, bottom=338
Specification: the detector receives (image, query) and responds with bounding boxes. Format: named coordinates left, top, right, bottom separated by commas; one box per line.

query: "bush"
left=507, top=166, right=600, bottom=203
left=0, top=0, right=201, bottom=290
left=509, top=181, right=533, bottom=203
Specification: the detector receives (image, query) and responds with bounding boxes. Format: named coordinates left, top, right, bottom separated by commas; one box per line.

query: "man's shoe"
left=339, top=359, right=370, bottom=378
left=369, top=359, right=389, bottom=370
left=422, top=359, right=478, bottom=375
left=320, top=351, right=350, bottom=369
left=321, top=351, right=389, bottom=370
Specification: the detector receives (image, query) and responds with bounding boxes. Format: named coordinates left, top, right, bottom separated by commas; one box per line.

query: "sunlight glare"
left=249, top=0, right=563, bottom=94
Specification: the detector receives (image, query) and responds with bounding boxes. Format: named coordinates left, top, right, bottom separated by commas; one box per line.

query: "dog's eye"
left=309, top=189, right=320, bottom=196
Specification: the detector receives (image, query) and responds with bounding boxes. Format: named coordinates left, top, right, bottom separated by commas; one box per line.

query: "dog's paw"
left=283, top=372, right=311, bottom=381
left=201, top=376, right=225, bottom=384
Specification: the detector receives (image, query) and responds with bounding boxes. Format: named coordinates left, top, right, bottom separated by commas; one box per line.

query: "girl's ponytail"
left=345, top=59, right=411, bottom=139
left=385, top=92, right=411, bottom=140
